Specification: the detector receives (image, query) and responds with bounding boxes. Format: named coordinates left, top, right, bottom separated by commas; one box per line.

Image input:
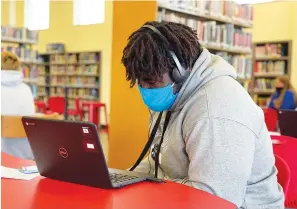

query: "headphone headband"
left=142, top=24, right=190, bottom=85
left=142, top=25, right=183, bottom=76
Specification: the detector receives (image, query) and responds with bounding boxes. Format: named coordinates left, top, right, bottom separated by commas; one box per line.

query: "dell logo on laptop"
left=59, top=147, right=68, bottom=158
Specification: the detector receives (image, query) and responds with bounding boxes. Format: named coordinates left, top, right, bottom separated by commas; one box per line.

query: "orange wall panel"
left=108, top=1, right=157, bottom=169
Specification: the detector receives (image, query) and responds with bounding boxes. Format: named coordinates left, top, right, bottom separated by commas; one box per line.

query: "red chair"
left=263, top=108, right=278, bottom=131
left=274, top=154, right=290, bottom=198
left=82, top=101, right=109, bottom=133
left=34, top=100, right=47, bottom=113
left=272, top=135, right=297, bottom=207
left=67, top=98, right=83, bottom=120
left=47, top=97, right=66, bottom=115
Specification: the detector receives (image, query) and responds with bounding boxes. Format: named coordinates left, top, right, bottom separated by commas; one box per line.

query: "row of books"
left=47, top=87, right=99, bottom=98
left=50, top=53, right=100, bottom=64
left=216, top=52, right=252, bottom=79
left=158, top=0, right=253, bottom=22
left=22, top=66, right=37, bottom=81
left=50, top=65, right=99, bottom=75
left=254, top=61, right=286, bottom=74
left=160, top=12, right=252, bottom=51
left=1, top=25, right=38, bottom=42
left=50, top=76, right=98, bottom=87
left=254, top=79, right=275, bottom=91
left=255, top=44, right=288, bottom=58
left=1, top=44, right=43, bottom=63
left=195, top=21, right=251, bottom=51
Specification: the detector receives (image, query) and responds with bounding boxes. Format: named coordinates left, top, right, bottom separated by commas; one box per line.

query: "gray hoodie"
left=134, top=48, right=284, bottom=208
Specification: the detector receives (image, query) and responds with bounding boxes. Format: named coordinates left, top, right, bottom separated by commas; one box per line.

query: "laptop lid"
left=278, top=110, right=297, bottom=138
left=22, top=117, right=113, bottom=188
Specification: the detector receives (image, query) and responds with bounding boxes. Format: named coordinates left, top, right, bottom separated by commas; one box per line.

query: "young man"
left=122, top=21, right=284, bottom=208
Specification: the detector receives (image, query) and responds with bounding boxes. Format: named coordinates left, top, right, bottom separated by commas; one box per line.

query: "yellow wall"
left=249, top=1, right=297, bottom=88
left=2, top=1, right=24, bottom=27
left=108, top=1, right=157, bottom=169
left=1, top=1, right=113, bottom=117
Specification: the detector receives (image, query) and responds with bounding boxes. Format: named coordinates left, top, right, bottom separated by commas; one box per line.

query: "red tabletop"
left=1, top=152, right=236, bottom=209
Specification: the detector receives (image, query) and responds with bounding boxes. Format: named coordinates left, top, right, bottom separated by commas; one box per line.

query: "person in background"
left=268, top=75, right=297, bottom=110
left=122, top=21, right=284, bottom=208
left=1, top=51, right=35, bottom=159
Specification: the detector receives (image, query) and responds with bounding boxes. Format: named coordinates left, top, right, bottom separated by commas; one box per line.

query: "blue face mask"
left=138, top=83, right=178, bottom=112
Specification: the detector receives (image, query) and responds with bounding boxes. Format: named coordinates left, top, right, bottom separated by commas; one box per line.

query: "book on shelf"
left=49, top=87, right=98, bottom=99
left=1, top=43, right=44, bottom=63
left=159, top=12, right=252, bottom=52
left=254, top=61, right=285, bottom=75
left=50, top=65, right=99, bottom=76
left=157, top=0, right=253, bottom=24
left=50, top=76, right=98, bottom=87
left=216, top=52, right=252, bottom=79
left=50, top=54, right=67, bottom=64
left=79, top=52, right=99, bottom=63
left=49, top=52, right=100, bottom=64
left=254, top=78, right=276, bottom=92
left=1, top=25, right=38, bottom=43
left=255, top=43, right=287, bottom=58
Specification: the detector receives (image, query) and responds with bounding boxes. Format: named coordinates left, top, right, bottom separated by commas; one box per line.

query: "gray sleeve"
left=182, top=117, right=256, bottom=207
left=131, top=156, right=153, bottom=174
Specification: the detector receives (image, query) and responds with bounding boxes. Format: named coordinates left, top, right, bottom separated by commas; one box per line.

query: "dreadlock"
left=122, top=21, right=202, bottom=87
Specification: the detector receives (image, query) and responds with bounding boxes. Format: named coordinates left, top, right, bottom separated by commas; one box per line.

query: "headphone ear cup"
left=172, top=67, right=190, bottom=84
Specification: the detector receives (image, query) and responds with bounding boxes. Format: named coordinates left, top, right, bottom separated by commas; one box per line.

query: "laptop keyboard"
left=109, top=173, right=138, bottom=184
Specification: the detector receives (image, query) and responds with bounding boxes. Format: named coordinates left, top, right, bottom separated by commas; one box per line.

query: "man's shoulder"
left=183, top=76, right=264, bottom=136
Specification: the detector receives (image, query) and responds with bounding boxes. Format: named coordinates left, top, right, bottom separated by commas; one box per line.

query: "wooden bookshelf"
left=38, top=51, right=101, bottom=110
left=255, top=56, right=289, bottom=61
left=202, top=44, right=252, bottom=54
left=251, top=40, right=292, bottom=106
left=156, top=1, right=253, bottom=92
left=1, top=37, right=37, bottom=45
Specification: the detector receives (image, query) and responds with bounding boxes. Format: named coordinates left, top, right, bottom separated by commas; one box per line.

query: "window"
left=24, top=0, right=50, bottom=30
left=73, top=0, right=105, bottom=26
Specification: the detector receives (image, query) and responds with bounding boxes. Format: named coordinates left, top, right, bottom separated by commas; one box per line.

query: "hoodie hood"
left=1, top=70, right=24, bottom=86
left=171, top=48, right=237, bottom=111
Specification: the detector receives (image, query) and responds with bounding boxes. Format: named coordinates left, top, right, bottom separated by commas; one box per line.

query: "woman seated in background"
left=1, top=51, right=35, bottom=159
left=268, top=75, right=297, bottom=110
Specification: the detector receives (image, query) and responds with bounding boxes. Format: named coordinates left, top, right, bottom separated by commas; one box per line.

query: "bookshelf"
left=156, top=0, right=253, bottom=91
left=38, top=51, right=101, bottom=110
left=1, top=25, right=45, bottom=98
left=252, top=40, right=292, bottom=107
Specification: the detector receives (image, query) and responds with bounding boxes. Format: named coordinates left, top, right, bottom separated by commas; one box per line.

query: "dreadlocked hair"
left=122, top=21, right=202, bottom=87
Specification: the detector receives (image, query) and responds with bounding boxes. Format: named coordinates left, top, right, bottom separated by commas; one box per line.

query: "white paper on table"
left=271, top=139, right=282, bottom=145
left=269, top=131, right=281, bottom=136
left=1, top=166, right=40, bottom=180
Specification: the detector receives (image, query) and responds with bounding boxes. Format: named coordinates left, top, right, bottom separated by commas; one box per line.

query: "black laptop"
left=278, top=110, right=297, bottom=138
left=22, top=117, right=154, bottom=188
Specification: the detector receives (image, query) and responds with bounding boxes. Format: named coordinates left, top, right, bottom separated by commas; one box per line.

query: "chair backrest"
left=262, top=108, right=278, bottom=131
left=75, top=98, right=81, bottom=112
left=1, top=114, right=61, bottom=138
left=278, top=110, right=297, bottom=138
left=48, top=97, right=65, bottom=114
left=272, top=135, right=297, bottom=205
left=274, top=154, right=290, bottom=198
